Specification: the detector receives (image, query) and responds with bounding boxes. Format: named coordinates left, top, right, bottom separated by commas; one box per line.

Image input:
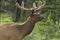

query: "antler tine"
left=37, top=1, right=42, bottom=7
left=33, top=2, right=37, bottom=11
left=21, top=1, right=24, bottom=8
left=33, top=2, right=37, bottom=9
left=36, top=1, right=46, bottom=10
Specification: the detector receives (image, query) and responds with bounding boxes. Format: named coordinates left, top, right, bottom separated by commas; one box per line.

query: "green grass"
left=0, top=12, right=60, bottom=40
left=0, top=12, right=12, bottom=24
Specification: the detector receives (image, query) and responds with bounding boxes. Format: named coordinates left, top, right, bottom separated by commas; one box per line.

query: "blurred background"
left=0, top=0, right=60, bottom=40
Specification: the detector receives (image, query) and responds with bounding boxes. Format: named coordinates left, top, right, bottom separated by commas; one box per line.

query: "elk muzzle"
left=39, top=15, right=45, bottom=20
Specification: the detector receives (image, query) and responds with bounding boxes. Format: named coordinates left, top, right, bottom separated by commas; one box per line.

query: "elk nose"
left=42, top=16, right=45, bottom=19
left=39, top=15, right=45, bottom=20
left=41, top=17, right=45, bottom=20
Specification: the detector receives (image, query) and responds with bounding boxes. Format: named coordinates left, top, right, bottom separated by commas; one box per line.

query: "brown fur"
left=0, top=1, right=45, bottom=40
left=0, top=15, right=44, bottom=40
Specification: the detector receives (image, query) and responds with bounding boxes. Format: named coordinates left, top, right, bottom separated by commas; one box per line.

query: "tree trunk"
left=14, top=0, right=22, bottom=22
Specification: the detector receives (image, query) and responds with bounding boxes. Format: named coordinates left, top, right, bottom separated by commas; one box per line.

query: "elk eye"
left=37, top=12, right=40, bottom=14
left=34, top=12, right=40, bottom=15
left=34, top=13, right=36, bottom=14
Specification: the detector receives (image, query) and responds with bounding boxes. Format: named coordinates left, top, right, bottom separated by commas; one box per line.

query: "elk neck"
left=16, top=16, right=37, bottom=37
left=23, top=16, right=37, bottom=27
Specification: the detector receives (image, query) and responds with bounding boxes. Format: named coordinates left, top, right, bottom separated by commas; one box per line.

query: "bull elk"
left=0, top=1, right=46, bottom=40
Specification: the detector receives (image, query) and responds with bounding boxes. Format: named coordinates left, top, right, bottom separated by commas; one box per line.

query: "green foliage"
left=0, top=12, right=12, bottom=24
left=0, top=0, right=60, bottom=40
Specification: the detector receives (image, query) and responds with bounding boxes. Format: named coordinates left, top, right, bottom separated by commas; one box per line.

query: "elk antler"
left=15, top=1, right=46, bottom=11
left=15, top=1, right=33, bottom=10
left=36, top=1, right=46, bottom=11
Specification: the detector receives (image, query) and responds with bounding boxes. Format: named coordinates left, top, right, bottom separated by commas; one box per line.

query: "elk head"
left=15, top=1, right=46, bottom=22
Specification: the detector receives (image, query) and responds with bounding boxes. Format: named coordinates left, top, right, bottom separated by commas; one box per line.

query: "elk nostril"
left=43, top=17, right=45, bottom=19
left=40, top=16, right=45, bottom=20
left=38, top=15, right=45, bottom=20
left=42, top=17, right=45, bottom=20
